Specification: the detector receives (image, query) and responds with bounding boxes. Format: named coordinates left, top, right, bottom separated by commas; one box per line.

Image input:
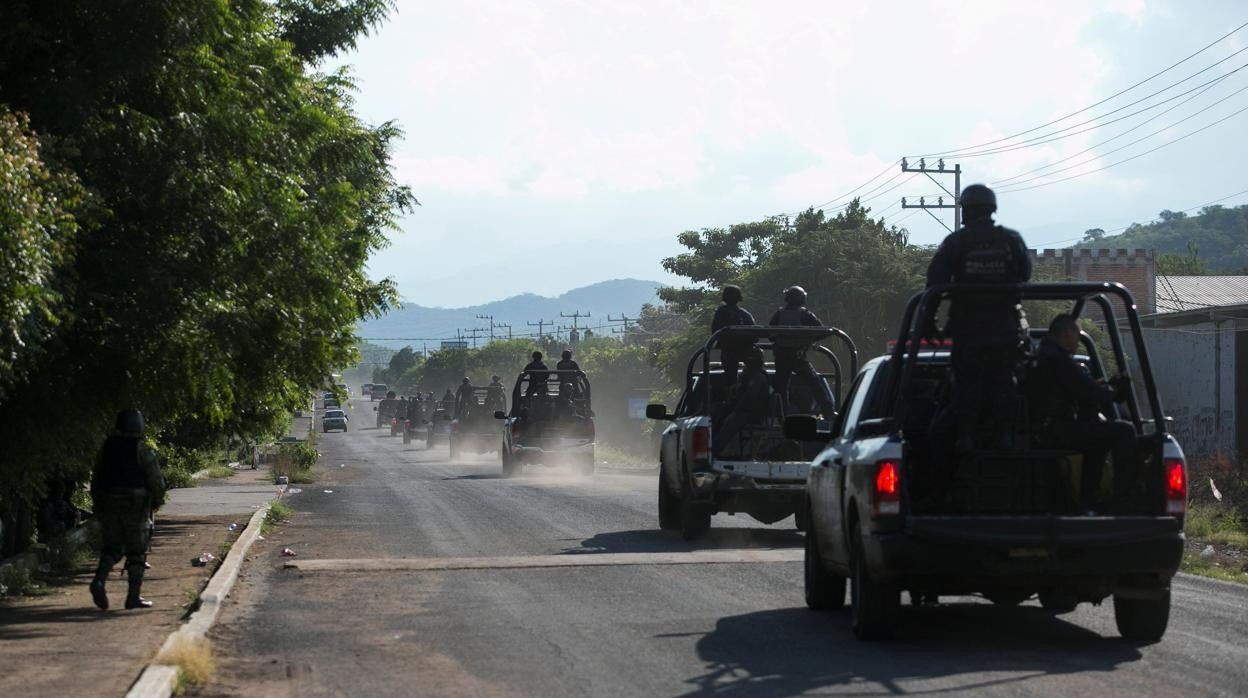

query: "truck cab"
left=647, top=326, right=857, bottom=540
left=800, top=282, right=1187, bottom=642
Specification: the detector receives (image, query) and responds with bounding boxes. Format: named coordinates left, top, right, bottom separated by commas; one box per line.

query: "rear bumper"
left=512, top=441, right=594, bottom=459
left=867, top=516, right=1184, bottom=589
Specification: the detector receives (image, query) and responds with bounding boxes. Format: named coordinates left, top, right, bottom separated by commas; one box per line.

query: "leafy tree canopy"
left=1075, top=204, right=1248, bottom=273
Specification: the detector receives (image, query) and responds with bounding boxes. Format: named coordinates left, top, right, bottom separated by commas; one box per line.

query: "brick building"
left=1029, top=248, right=1156, bottom=314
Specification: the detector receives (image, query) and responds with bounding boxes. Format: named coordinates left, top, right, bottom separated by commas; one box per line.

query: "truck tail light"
left=692, top=426, right=710, bottom=464
left=874, top=460, right=901, bottom=516
left=451, top=421, right=459, bottom=434
left=1164, top=457, right=1186, bottom=515
left=511, top=421, right=521, bottom=440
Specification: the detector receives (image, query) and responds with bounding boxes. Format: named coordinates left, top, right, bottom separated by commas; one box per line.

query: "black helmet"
left=386, top=390, right=396, bottom=399
left=532, top=351, right=542, bottom=361
left=959, top=184, right=997, bottom=219
left=115, top=408, right=144, bottom=437
left=491, top=375, right=500, bottom=382
left=722, top=285, right=743, bottom=304
left=462, top=377, right=471, bottom=385
left=783, top=285, right=807, bottom=306
left=561, top=349, right=572, bottom=360
left=744, top=347, right=765, bottom=367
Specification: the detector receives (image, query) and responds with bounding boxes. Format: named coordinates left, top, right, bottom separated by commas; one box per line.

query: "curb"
left=126, top=504, right=270, bottom=698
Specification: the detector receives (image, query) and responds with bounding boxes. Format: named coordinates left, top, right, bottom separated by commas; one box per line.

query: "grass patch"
left=1181, top=553, right=1248, bottom=584
left=202, top=465, right=235, bottom=479
left=595, top=444, right=655, bottom=468
left=158, top=636, right=216, bottom=691
left=1185, top=502, right=1248, bottom=546
left=263, top=501, right=293, bottom=533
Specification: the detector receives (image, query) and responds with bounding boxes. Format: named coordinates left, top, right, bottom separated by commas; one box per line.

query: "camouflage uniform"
left=89, top=413, right=165, bottom=610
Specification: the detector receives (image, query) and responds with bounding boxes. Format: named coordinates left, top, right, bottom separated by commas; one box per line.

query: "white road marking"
left=286, top=549, right=803, bottom=572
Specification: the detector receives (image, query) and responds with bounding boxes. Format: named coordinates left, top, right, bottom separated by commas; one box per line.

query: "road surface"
left=205, top=397, right=1248, bottom=696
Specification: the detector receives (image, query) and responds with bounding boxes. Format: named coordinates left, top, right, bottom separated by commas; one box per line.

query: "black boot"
left=89, top=557, right=116, bottom=610
left=124, top=565, right=152, bottom=609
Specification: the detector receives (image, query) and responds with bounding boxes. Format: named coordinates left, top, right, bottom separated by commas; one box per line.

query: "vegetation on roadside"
left=1077, top=204, right=1248, bottom=273
left=1181, top=456, right=1248, bottom=584
left=158, top=636, right=217, bottom=692
left=202, top=465, right=237, bottom=480
left=264, top=501, right=294, bottom=533
left=0, top=0, right=409, bottom=558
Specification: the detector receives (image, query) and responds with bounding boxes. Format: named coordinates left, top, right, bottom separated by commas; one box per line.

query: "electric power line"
left=1027, top=186, right=1248, bottom=249
left=918, top=20, right=1248, bottom=158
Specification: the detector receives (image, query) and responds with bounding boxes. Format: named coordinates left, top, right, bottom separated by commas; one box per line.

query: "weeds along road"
left=204, top=397, right=1248, bottom=697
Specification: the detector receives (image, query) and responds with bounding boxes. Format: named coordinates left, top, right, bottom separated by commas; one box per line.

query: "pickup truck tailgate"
left=714, top=460, right=809, bottom=482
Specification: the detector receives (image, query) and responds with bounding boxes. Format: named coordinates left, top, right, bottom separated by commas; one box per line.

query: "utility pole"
left=463, top=327, right=488, bottom=348
left=527, top=319, right=554, bottom=340
left=475, top=314, right=495, bottom=341
left=900, top=157, right=961, bottom=232
left=608, top=313, right=637, bottom=336
left=496, top=323, right=512, bottom=340
left=560, top=310, right=590, bottom=334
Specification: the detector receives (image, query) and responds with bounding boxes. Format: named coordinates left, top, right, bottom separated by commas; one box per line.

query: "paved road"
left=207, top=397, right=1248, bottom=696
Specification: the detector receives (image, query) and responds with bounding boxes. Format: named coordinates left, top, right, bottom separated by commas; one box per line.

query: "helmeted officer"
left=768, top=286, right=837, bottom=420
left=556, top=349, right=580, bottom=372
left=455, top=377, right=475, bottom=416
left=89, top=409, right=165, bottom=610
left=712, top=285, right=756, bottom=386
left=926, top=184, right=1031, bottom=452
left=1028, top=314, right=1136, bottom=513
left=715, top=347, right=773, bottom=456
left=524, top=351, right=549, bottom=395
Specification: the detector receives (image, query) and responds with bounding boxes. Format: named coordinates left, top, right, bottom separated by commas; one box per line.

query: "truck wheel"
left=1038, top=590, right=1078, bottom=614
left=850, top=525, right=899, bottom=640
left=1114, top=591, right=1170, bottom=642
left=794, top=506, right=810, bottom=532
left=449, top=440, right=459, bottom=461
left=502, top=445, right=518, bottom=477
left=679, top=474, right=711, bottom=541
left=804, top=523, right=846, bottom=610
left=657, top=464, right=680, bottom=531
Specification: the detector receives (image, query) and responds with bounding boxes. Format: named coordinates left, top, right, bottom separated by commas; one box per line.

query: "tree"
left=0, top=0, right=411, bottom=554
left=1082, top=228, right=1105, bottom=242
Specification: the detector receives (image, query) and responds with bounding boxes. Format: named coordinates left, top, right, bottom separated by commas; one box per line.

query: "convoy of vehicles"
left=646, top=326, right=857, bottom=540
left=449, top=386, right=507, bottom=460
left=496, top=370, right=595, bottom=476
left=322, top=409, right=348, bottom=433
left=798, top=283, right=1185, bottom=642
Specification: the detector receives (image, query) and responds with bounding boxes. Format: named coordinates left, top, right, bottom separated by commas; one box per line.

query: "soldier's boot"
left=124, top=562, right=152, bottom=609
left=89, top=556, right=117, bottom=610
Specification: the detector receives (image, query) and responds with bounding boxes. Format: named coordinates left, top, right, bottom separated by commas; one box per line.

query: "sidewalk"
left=0, top=469, right=276, bottom=697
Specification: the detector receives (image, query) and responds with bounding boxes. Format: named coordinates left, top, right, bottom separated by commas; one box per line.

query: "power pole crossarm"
left=899, top=157, right=962, bottom=232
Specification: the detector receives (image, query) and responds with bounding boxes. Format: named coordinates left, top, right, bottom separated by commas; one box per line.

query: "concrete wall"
left=1141, top=316, right=1240, bottom=459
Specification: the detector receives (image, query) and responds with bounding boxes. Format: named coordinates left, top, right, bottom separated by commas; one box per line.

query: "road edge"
left=126, top=503, right=271, bottom=698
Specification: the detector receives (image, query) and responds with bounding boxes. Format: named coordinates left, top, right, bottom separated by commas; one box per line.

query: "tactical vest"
left=95, top=436, right=147, bottom=490
left=772, top=307, right=808, bottom=326
left=956, top=224, right=1017, bottom=284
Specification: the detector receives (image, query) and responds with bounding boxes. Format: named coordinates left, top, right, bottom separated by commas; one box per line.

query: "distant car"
left=337, top=383, right=351, bottom=397
left=449, top=386, right=507, bottom=460
left=322, top=409, right=348, bottom=433
left=323, top=397, right=340, bottom=410
left=370, top=383, right=389, bottom=401
left=362, top=383, right=374, bottom=397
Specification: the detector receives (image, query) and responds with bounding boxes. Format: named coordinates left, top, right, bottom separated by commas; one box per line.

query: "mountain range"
left=360, top=278, right=663, bottom=349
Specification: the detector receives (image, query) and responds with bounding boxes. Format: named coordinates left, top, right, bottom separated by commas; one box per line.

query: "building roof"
left=1155, top=275, right=1248, bottom=313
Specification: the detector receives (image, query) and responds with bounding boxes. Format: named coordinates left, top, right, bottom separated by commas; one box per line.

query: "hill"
left=360, top=279, right=662, bottom=349
left=1075, top=203, right=1248, bottom=272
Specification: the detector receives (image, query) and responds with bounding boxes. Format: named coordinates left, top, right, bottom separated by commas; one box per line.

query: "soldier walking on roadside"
left=89, top=409, right=165, bottom=610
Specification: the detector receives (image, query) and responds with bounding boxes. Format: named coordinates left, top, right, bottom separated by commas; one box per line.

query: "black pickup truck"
left=797, top=283, right=1187, bottom=641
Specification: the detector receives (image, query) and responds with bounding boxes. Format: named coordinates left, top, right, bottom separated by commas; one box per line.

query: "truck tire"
left=804, top=522, right=846, bottom=610
left=679, top=473, right=711, bottom=541
left=850, top=524, right=899, bottom=640
left=403, top=430, right=411, bottom=445
left=449, top=439, right=459, bottom=461
left=794, top=506, right=810, bottom=532
left=657, top=464, right=680, bottom=531
left=1114, top=591, right=1170, bottom=642
left=502, top=445, right=518, bottom=478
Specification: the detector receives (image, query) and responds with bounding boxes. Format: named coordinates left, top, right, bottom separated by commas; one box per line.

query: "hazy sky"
left=334, top=0, right=1248, bottom=307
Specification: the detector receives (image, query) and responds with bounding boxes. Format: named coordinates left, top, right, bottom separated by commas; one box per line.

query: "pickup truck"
left=496, top=370, right=595, bottom=477
left=798, top=282, right=1186, bottom=641
left=449, top=386, right=507, bottom=460
left=647, top=326, right=857, bottom=540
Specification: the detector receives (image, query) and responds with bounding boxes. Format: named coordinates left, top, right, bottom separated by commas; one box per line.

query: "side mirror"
left=645, top=404, right=670, bottom=420
left=493, top=410, right=507, bottom=420
left=853, top=418, right=894, bottom=439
